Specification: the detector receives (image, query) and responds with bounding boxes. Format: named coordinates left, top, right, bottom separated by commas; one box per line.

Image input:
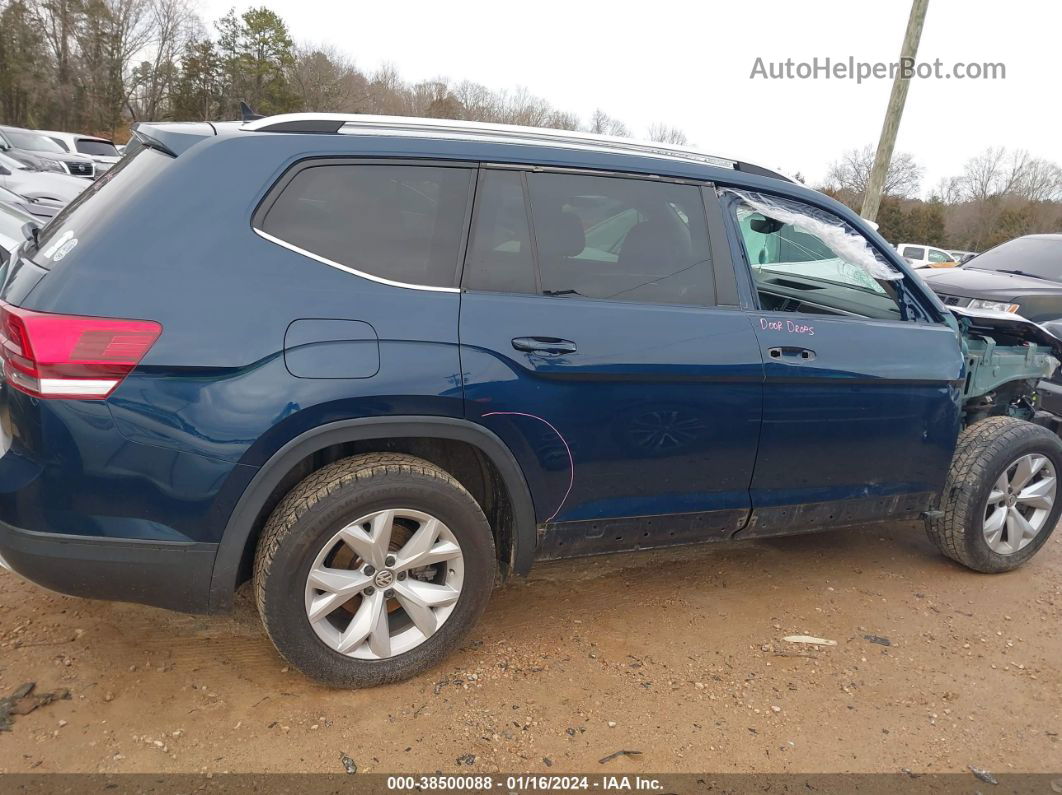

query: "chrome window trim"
left=252, top=228, right=460, bottom=293
left=481, top=162, right=705, bottom=185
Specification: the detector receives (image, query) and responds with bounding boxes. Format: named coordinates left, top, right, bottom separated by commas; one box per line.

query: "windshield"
left=76, top=139, right=119, bottom=157
left=966, top=237, right=1062, bottom=282
left=5, top=130, right=66, bottom=153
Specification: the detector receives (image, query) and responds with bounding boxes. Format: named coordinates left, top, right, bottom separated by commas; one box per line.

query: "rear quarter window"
left=257, top=163, right=474, bottom=289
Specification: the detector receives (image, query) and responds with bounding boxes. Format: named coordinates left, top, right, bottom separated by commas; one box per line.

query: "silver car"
left=0, top=185, right=63, bottom=220
left=0, top=152, right=87, bottom=204
left=0, top=125, right=96, bottom=178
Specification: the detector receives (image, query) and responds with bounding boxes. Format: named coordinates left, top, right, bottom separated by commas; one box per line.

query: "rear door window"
left=901, top=246, right=925, bottom=260
left=525, top=172, right=714, bottom=306
left=259, top=164, right=474, bottom=288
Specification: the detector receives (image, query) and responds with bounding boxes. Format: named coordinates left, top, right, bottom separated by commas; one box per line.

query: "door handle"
left=511, top=337, right=577, bottom=355
left=767, top=346, right=816, bottom=362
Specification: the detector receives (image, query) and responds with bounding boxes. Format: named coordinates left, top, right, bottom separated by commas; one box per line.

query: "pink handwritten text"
left=760, top=317, right=815, bottom=336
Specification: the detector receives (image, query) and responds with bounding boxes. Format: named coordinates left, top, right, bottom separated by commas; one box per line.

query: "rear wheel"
left=254, top=453, right=496, bottom=687
left=926, top=417, right=1062, bottom=572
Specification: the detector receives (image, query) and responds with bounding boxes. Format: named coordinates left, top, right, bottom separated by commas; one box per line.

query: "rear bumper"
left=0, top=519, right=217, bottom=613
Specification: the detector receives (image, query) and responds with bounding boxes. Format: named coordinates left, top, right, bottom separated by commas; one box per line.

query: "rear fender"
left=208, top=416, right=537, bottom=611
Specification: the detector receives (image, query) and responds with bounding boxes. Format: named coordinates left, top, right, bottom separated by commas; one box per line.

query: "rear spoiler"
left=129, top=121, right=241, bottom=158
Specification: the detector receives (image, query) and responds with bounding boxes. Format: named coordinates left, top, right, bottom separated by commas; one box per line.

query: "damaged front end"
left=953, top=306, right=1062, bottom=426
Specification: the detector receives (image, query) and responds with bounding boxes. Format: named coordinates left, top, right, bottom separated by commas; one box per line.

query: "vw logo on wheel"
left=373, top=569, right=395, bottom=588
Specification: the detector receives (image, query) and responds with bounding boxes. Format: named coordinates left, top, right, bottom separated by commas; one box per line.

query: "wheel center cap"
left=1006, top=494, right=1017, bottom=507
left=374, top=569, right=395, bottom=588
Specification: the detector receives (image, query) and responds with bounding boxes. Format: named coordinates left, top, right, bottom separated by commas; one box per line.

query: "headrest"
left=619, top=220, right=690, bottom=266
left=535, top=209, right=585, bottom=258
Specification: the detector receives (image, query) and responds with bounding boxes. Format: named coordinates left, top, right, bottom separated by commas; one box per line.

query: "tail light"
left=0, top=300, right=161, bottom=400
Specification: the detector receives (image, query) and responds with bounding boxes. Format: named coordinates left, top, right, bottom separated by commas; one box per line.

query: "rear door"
left=722, top=188, right=964, bottom=536
left=459, top=167, right=763, bottom=556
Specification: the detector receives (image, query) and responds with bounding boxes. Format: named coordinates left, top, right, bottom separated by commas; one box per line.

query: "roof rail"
left=240, top=113, right=791, bottom=181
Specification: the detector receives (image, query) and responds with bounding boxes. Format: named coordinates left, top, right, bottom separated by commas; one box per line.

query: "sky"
left=196, top=0, right=1060, bottom=195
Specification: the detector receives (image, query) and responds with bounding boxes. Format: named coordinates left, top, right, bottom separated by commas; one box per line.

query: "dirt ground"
left=0, top=520, right=1060, bottom=775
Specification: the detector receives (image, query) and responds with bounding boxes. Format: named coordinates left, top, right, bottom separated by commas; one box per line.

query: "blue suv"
left=1, top=115, right=1060, bottom=687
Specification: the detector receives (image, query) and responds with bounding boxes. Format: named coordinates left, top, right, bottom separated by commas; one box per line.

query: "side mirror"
left=21, top=220, right=41, bottom=245
left=750, top=214, right=784, bottom=234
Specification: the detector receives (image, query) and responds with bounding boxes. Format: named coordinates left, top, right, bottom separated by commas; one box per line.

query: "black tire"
left=926, top=416, right=1062, bottom=572
left=254, top=453, right=496, bottom=688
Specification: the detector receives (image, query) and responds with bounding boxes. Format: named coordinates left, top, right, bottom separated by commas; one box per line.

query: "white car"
left=0, top=151, right=88, bottom=204
left=39, top=130, right=122, bottom=174
left=896, top=243, right=958, bottom=268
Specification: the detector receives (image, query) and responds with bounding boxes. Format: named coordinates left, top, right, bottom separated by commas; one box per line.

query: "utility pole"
left=861, top=0, right=930, bottom=222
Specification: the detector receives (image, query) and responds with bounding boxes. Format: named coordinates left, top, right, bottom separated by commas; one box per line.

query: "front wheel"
left=254, top=453, right=496, bottom=688
left=927, top=416, right=1062, bottom=572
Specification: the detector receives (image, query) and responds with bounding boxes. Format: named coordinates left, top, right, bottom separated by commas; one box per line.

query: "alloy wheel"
left=304, top=508, right=464, bottom=659
left=982, top=453, right=1056, bottom=555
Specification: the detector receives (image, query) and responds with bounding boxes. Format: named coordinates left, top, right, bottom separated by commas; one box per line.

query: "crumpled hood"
left=951, top=305, right=1062, bottom=361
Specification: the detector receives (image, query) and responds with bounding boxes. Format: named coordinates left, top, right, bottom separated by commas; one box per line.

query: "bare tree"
left=825, top=144, right=923, bottom=199
left=1015, top=158, right=1062, bottom=202
left=288, top=45, right=366, bottom=113
left=73, top=0, right=158, bottom=132
left=931, top=175, right=963, bottom=204
left=956, top=147, right=1062, bottom=202
left=35, top=0, right=79, bottom=129
left=958, top=146, right=1008, bottom=201
left=128, top=0, right=199, bottom=120
left=365, top=63, right=411, bottom=116
left=411, top=77, right=464, bottom=119
left=451, top=80, right=499, bottom=121
left=589, top=108, right=628, bottom=137
left=646, top=122, right=687, bottom=146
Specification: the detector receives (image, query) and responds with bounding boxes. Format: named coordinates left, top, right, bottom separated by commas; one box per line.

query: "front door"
left=459, top=167, right=763, bottom=556
left=723, top=189, right=965, bottom=535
